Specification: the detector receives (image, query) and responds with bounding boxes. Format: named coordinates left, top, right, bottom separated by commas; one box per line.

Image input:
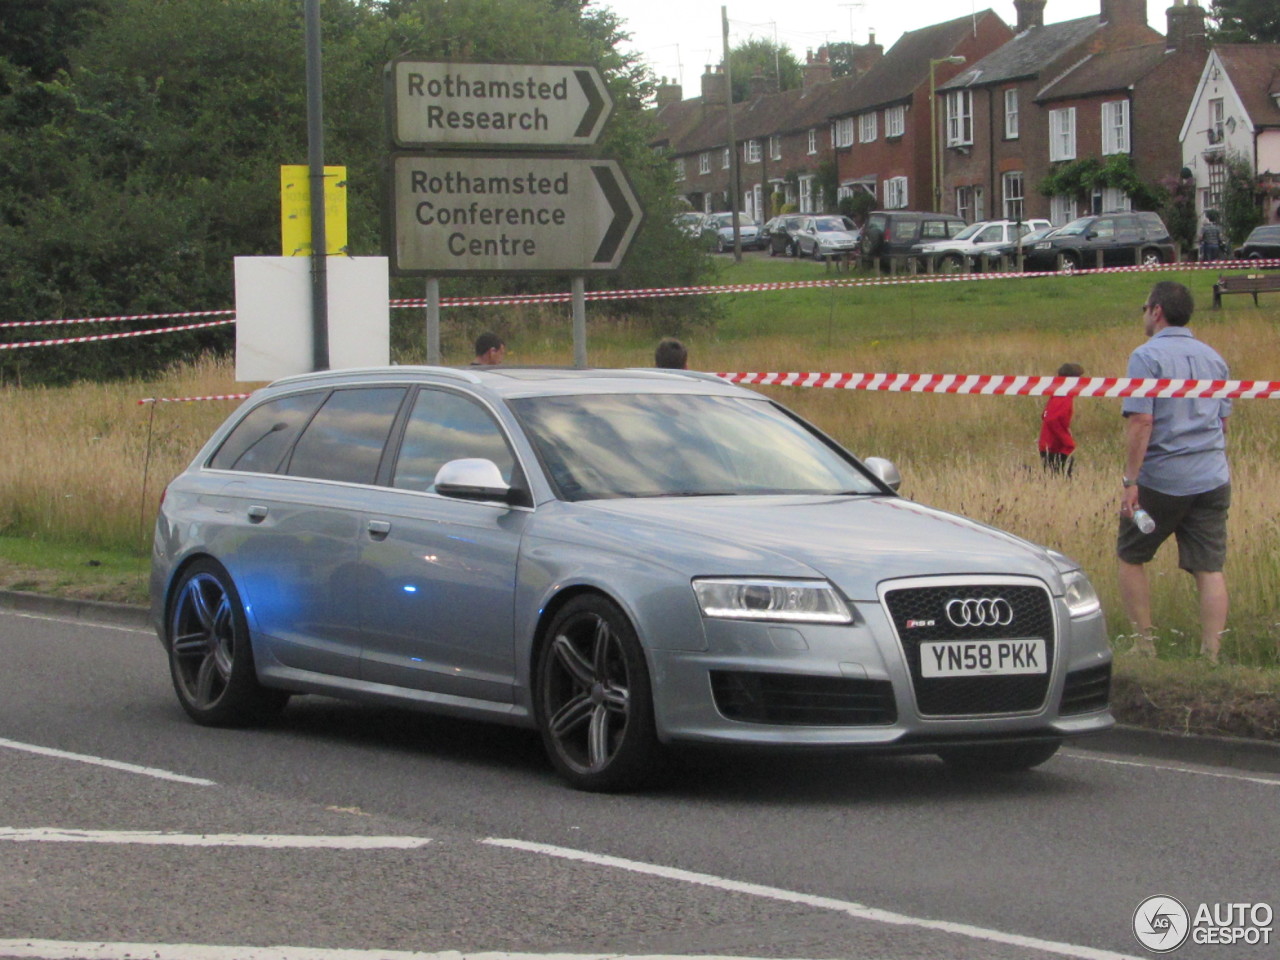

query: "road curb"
left=4, top=587, right=1278, bottom=775
left=0, top=588, right=151, bottom=630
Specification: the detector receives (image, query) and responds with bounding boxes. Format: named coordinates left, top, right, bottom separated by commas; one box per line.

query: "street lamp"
left=930, top=55, right=965, bottom=214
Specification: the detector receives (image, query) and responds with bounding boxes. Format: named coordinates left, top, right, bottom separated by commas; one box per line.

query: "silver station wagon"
left=151, top=366, right=1113, bottom=791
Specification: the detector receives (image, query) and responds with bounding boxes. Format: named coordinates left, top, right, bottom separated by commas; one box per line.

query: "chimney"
left=655, top=77, right=683, bottom=108
left=852, top=35, right=883, bottom=75
left=803, top=48, right=833, bottom=89
left=701, top=64, right=728, bottom=106
left=1100, top=0, right=1146, bottom=28
left=1166, top=0, right=1207, bottom=52
left=748, top=71, right=767, bottom=99
left=1014, top=0, right=1046, bottom=31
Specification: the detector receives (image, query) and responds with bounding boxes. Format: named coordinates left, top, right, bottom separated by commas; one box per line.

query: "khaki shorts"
left=1116, top=483, right=1230, bottom=573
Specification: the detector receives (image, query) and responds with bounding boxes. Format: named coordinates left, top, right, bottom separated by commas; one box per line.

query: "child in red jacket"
left=1040, top=362, right=1083, bottom=476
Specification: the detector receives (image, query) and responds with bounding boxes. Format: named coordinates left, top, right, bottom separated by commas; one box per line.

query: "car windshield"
left=1022, top=227, right=1057, bottom=244
left=1054, top=217, right=1094, bottom=236
left=509, top=393, right=881, bottom=501
left=952, top=223, right=985, bottom=241
left=814, top=218, right=848, bottom=232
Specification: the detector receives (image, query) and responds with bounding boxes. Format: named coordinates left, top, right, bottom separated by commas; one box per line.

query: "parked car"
left=860, top=210, right=966, bottom=268
left=674, top=211, right=704, bottom=239
left=762, top=214, right=808, bottom=256
left=793, top=215, right=861, bottom=259
left=1021, top=211, right=1175, bottom=271
left=1233, top=224, right=1280, bottom=261
left=151, top=365, right=1113, bottom=792
left=913, top=219, right=1053, bottom=271
left=983, top=224, right=1059, bottom=263
left=701, top=212, right=764, bottom=252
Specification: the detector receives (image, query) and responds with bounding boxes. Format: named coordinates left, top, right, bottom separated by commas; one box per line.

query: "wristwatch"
left=1122, top=476, right=1136, bottom=488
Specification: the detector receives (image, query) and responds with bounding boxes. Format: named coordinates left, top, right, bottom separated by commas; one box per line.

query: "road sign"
left=388, top=60, right=613, bottom=149
left=389, top=154, right=642, bottom=275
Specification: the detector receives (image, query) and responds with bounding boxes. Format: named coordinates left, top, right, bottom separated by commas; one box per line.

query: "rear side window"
left=286, top=387, right=406, bottom=485
left=895, top=220, right=921, bottom=242
left=209, top=392, right=325, bottom=474
left=920, top=220, right=949, bottom=240
left=392, top=388, right=516, bottom=493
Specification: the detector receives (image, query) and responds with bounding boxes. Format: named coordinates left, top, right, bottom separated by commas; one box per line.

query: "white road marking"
left=482, top=838, right=1144, bottom=960
left=0, top=737, right=216, bottom=786
left=0, top=828, right=431, bottom=849
left=1062, top=750, right=1280, bottom=786
left=0, top=945, right=761, bottom=960
left=0, top=609, right=150, bottom=634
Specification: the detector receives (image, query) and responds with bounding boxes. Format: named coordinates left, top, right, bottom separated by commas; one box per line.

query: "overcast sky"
left=600, top=0, right=1192, bottom=90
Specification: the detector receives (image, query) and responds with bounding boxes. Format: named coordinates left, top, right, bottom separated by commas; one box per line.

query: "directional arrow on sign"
left=388, top=60, right=614, bottom=150
left=389, top=154, right=644, bottom=275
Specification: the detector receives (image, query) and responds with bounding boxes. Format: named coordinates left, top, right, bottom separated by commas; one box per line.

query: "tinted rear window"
left=285, top=387, right=406, bottom=485
left=209, top=392, right=325, bottom=473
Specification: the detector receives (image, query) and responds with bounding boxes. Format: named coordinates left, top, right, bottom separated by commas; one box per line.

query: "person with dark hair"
left=1118, top=280, right=1232, bottom=662
left=1198, top=210, right=1222, bottom=262
left=654, top=337, right=688, bottom=369
left=472, top=332, right=505, bottom=366
left=1039, top=362, right=1083, bottom=476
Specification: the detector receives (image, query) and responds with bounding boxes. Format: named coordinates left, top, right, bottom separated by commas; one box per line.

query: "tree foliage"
left=1209, top=0, right=1280, bottom=42
left=0, top=0, right=711, bottom=385
left=728, top=38, right=800, bottom=102
left=1220, top=151, right=1264, bottom=245
left=1038, top=155, right=1165, bottom=212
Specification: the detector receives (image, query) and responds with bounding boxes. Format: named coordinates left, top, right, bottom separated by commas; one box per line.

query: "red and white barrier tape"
left=715, top=371, right=1278, bottom=399
left=0, top=319, right=232, bottom=350
left=136, top=372, right=1276, bottom=406
left=138, top=392, right=252, bottom=405
left=0, top=309, right=235, bottom=330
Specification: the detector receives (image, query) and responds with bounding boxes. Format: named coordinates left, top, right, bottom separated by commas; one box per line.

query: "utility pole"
left=722, top=6, right=741, bottom=262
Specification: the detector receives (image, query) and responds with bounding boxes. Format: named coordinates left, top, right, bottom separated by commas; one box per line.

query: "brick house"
left=1180, top=43, right=1280, bottom=225
left=939, top=0, right=1207, bottom=225
left=830, top=10, right=1013, bottom=214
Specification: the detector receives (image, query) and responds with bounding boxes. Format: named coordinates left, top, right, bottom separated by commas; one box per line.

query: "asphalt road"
left=1, top=603, right=1277, bottom=960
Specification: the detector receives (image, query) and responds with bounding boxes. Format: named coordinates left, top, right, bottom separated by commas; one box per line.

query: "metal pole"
left=722, top=6, right=741, bottom=263
left=304, top=0, right=328, bottom=371
left=425, top=278, right=440, bottom=364
left=572, top=276, right=587, bottom=369
left=930, top=60, right=939, bottom=213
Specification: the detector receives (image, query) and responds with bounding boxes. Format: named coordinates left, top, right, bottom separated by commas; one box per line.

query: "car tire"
left=941, top=254, right=965, bottom=274
left=1057, top=251, right=1080, bottom=273
left=860, top=227, right=884, bottom=258
left=716, top=237, right=728, bottom=254
left=937, top=740, right=1062, bottom=773
left=786, top=241, right=797, bottom=258
left=166, top=558, right=289, bottom=727
left=535, top=594, right=662, bottom=792
left=1140, top=247, right=1163, bottom=267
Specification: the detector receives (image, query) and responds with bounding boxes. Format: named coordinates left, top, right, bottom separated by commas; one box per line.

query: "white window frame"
left=1004, top=88, right=1019, bottom=139
left=956, top=186, right=972, bottom=222
left=885, top=176, right=909, bottom=209
left=1049, top=107, right=1076, bottom=161
left=799, top=175, right=815, bottom=213
left=745, top=139, right=761, bottom=164
left=835, top=117, right=854, bottom=148
left=1209, top=97, right=1225, bottom=144
left=699, top=152, right=711, bottom=175
left=1002, top=171, right=1025, bottom=221
left=769, top=135, right=782, bottom=161
left=885, top=105, right=905, bottom=138
left=1050, top=194, right=1077, bottom=226
left=722, top=147, right=731, bottom=169
left=945, top=90, right=973, bottom=147
left=859, top=111, right=877, bottom=143
left=1101, top=100, right=1129, bottom=155
left=807, top=127, right=817, bottom=154
left=974, top=186, right=985, bottom=221
left=673, top=158, right=685, bottom=181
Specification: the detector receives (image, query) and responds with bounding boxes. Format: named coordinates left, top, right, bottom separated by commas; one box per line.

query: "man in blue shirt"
left=1118, top=281, right=1231, bottom=662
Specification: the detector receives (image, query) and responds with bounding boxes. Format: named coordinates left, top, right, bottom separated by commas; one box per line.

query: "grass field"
left=3, top=256, right=1279, bottom=678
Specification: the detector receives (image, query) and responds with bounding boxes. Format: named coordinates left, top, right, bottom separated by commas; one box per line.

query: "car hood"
left=532, top=495, right=1063, bottom=601
left=815, top=231, right=858, bottom=244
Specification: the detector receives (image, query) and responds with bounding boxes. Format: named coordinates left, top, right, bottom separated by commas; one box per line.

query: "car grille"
left=710, top=671, right=897, bottom=726
left=882, top=583, right=1055, bottom=717
left=1060, top=662, right=1111, bottom=715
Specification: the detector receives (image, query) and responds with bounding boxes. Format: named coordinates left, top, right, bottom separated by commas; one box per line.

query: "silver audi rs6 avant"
left=151, top=366, right=1114, bottom=791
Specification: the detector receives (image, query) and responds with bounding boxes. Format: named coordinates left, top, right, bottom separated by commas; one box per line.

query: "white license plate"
left=920, top=638, right=1047, bottom=677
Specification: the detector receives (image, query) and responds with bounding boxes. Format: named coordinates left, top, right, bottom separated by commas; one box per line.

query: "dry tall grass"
left=3, top=302, right=1277, bottom=664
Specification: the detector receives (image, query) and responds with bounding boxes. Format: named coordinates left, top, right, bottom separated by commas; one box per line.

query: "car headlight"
left=692, top=577, right=853, bottom=623
left=1063, top=569, right=1101, bottom=619
left=1035, top=242, right=1051, bottom=250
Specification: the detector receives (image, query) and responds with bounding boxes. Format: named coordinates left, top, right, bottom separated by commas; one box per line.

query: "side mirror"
left=863, top=456, right=902, bottom=493
left=434, top=458, right=519, bottom=504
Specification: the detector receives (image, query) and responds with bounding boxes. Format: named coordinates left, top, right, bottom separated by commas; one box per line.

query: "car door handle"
left=367, top=519, right=392, bottom=540
left=247, top=505, right=268, bottom=523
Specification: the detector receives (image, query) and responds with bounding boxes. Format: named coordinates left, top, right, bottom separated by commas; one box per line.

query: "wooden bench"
left=1212, top=273, right=1280, bottom=309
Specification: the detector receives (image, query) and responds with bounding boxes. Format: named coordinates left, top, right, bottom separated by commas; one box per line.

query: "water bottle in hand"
left=1132, top=508, right=1156, bottom=534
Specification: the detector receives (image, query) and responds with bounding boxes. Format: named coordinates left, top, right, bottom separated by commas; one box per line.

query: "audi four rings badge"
left=945, top=598, right=1014, bottom=627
